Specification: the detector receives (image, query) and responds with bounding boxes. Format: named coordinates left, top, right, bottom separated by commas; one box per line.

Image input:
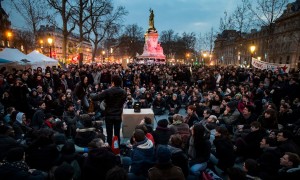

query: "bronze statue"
left=149, top=8, right=155, bottom=29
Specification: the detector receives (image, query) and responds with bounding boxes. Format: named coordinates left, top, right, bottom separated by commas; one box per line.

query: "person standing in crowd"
left=30, top=101, right=46, bottom=130
left=91, top=75, right=127, bottom=145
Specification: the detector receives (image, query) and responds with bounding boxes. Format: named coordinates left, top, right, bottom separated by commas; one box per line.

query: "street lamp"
left=47, top=37, right=53, bottom=58
left=202, top=52, right=207, bottom=66
left=6, top=31, right=12, bottom=47
left=250, top=44, right=256, bottom=67
left=186, top=53, right=190, bottom=64
left=102, top=50, right=105, bottom=63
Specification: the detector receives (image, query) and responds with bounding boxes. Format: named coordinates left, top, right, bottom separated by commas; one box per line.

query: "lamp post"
left=202, top=52, right=207, bottom=66
left=47, top=37, right=53, bottom=58
left=6, top=31, right=12, bottom=47
left=250, top=44, right=256, bottom=67
left=102, top=50, right=105, bottom=63
left=186, top=53, right=190, bottom=65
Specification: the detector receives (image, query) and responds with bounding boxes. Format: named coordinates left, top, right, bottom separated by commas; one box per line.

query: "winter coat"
left=213, top=136, right=235, bottom=171
left=130, top=138, right=155, bottom=176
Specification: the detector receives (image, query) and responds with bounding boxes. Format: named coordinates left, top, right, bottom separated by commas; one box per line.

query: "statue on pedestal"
left=149, top=8, right=155, bottom=31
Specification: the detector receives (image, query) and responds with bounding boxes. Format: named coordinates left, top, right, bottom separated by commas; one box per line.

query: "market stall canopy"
left=0, top=48, right=30, bottom=64
left=26, top=50, right=58, bottom=70
left=0, top=58, right=14, bottom=64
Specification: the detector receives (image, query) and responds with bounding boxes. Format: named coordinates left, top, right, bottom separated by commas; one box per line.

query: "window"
left=279, top=57, right=282, bottom=64
left=286, top=56, right=290, bottom=64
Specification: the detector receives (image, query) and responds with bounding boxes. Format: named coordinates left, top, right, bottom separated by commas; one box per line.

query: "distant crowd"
left=0, top=63, right=300, bottom=180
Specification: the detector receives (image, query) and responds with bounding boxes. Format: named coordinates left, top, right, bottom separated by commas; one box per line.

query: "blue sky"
left=3, top=0, right=293, bottom=35
left=2, top=0, right=240, bottom=35
left=115, top=0, right=239, bottom=34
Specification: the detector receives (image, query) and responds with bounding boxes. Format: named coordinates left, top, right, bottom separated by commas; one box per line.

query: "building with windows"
left=37, top=25, right=92, bottom=64
left=214, top=0, right=300, bottom=70
left=0, top=2, right=11, bottom=49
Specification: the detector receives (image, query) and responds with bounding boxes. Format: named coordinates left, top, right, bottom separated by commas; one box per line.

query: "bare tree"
left=14, top=30, right=35, bottom=54
left=249, top=0, right=288, bottom=28
left=87, top=1, right=127, bottom=62
left=160, top=29, right=178, bottom=59
left=11, top=0, right=49, bottom=45
left=117, top=24, right=144, bottom=59
left=219, top=11, right=234, bottom=33
left=231, top=0, right=254, bottom=34
left=47, top=0, right=77, bottom=63
left=248, top=0, right=289, bottom=61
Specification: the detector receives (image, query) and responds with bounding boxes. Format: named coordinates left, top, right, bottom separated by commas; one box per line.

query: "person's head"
left=191, top=124, right=205, bottom=140
left=81, top=75, right=88, bottom=85
left=80, top=114, right=93, bottom=127
left=105, top=166, right=128, bottom=180
left=269, top=129, right=278, bottom=139
left=277, top=130, right=292, bottom=142
left=215, top=126, right=230, bottom=139
left=169, top=134, right=183, bottom=148
left=260, top=136, right=277, bottom=149
left=65, top=102, right=75, bottom=112
left=54, top=163, right=74, bottom=180
left=172, top=114, right=183, bottom=122
left=111, top=75, right=122, bottom=87
left=207, top=115, right=217, bottom=123
left=226, top=101, right=236, bottom=111
left=59, top=93, right=67, bottom=101
left=16, top=112, right=25, bottom=124
left=38, top=100, right=46, bottom=110
left=280, top=152, right=300, bottom=168
left=279, top=103, right=289, bottom=113
left=250, top=121, right=261, bottom=132
left=156, top=92, right=162, bottom=99
left=243, top=105, right=254, bottom=116
left=172, top=93, right=177, bottom=100
left=135, top=124, right=148, bottom=134
left=55, top=121, right=68, bottom=131
left=203, top=109, right=211, bottom=118
left=88, top=138, right=106, bottom=149
left=264, top=108, right=277, bottom=119
left=156, top=145, right=172, bottom=164
left=6, top=107, right=16, bottom=114
left=243, top=159, right=258, bottom=175
left=133, top=129, right=145, bottom=142
left=227, top=167, right=246, bottom=180
left=144, top=116, right=152, bottom=124
left=187, top=105, right=196, bottom=115
left=157, top=119, right=169, bottom=128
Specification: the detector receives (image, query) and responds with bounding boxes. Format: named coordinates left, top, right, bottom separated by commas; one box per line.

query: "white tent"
left=0, top=48, right=31, bottom=70
left=0, top=48, right=30, bottom=64
left=26, top=50, right=58, bottom=70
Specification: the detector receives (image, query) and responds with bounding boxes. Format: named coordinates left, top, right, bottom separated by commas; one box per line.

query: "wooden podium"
left=122, top=108, right=154, bottom=138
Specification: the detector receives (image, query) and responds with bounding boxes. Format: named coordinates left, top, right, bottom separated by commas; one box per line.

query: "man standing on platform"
left=91, top=75, right=127, bottom=146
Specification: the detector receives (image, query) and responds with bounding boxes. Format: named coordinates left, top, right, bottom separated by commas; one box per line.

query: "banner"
left=251, top=58, right=290, bottom=73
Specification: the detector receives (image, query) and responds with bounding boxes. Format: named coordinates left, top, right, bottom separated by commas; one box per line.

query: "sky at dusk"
left=115, top=0, right=239, bottom=34
left=2, top=0, right=294, bottom=35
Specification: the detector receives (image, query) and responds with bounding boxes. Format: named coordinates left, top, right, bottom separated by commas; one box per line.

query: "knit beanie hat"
left=156, top=145, right=171, bottom=164
left=157, top=119, right=169, bottom=128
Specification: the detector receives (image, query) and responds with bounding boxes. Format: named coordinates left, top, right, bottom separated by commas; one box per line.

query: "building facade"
left=214, top=0, right=300, bottom=70
left=37, top=25, right=92, bottom=64
left=0, top=2, right=11, bottom=50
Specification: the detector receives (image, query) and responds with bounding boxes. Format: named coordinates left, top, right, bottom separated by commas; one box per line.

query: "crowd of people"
left=0, top=63, right=300, bottom=180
